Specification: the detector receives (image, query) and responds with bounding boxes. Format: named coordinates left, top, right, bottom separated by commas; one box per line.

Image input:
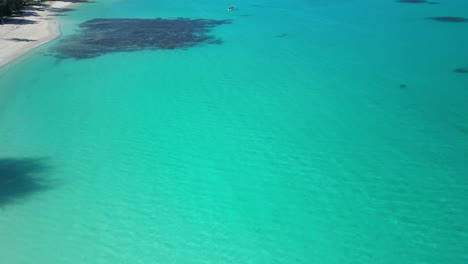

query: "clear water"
left=1, top=0, right=468, bottom=263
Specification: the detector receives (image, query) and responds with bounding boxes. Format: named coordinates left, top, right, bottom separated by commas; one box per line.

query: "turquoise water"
left=1, top=0, right=468, bottom=263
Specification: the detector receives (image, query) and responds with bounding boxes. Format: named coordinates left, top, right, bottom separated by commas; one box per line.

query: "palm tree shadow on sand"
left=0, top=157, right=56, bottom=208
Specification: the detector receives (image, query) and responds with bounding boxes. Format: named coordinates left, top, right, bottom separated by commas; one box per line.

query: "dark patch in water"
left=397, top=0, right=439, bottom=4
left=399, top=84, right=408, bottom=89
left=0, top=158, right=54, bottom=207
left=398, top=0, right=427, bottom=3
left=453, top=124, right=468, bottom=137
left=276, top=33, right=288, bottom=38
left=427, top=17, right=468, bottom=22
left=54, top=18, right=231, bottom=59
left=454, top=68, right=468, bottom=74
left=207, top=39, right=223, bottom=45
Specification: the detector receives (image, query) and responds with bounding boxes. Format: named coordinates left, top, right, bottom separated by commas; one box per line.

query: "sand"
left=0, top=1, right=80, bottom=69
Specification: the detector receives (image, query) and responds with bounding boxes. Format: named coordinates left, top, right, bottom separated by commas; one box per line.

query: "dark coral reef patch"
left=454, top=68, right=468, bottom=74
left=427, top=17, right=468, bottom=22
left=54, top=18, right=231, bottom=59
left=397, top=0, right=438, bottom=4
left=398, top=0, right=427, bottom=3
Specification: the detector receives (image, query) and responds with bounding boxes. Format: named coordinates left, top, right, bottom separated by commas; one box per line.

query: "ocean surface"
left=1, top=0, right=468, bottom=263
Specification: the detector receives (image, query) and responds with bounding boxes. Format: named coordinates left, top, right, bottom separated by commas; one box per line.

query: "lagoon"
left=1, top=0, right=468, bottom=263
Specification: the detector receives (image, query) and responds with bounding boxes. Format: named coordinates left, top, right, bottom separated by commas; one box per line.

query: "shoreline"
left=0, top=1, right=80, bottom=70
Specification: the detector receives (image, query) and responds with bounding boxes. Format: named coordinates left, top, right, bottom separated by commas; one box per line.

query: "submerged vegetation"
left=397, top=0, right=439, bottom=4
left=54, top=18, right=231, bottom=59
left=454, top=68, right=468, bottom=74
left=427, top=17, right=468, bottom=23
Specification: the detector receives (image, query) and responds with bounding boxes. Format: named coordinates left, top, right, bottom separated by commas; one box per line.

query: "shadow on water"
left=0, top=157, right=55, bottom=207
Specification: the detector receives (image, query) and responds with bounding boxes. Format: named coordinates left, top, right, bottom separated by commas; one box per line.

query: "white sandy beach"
left=0, top=1, right=79, bottom=69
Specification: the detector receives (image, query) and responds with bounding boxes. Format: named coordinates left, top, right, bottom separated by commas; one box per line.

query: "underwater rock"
left=54, top=18, right=231, bottom=59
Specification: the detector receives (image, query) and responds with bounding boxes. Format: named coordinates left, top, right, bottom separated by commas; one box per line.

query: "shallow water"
left=1, top=0, right=468, bottom=263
